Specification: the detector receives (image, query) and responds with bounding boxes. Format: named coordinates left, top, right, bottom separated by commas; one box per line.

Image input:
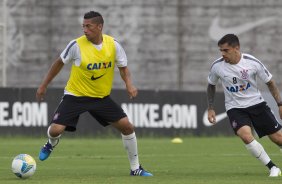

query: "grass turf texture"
left=0, top=137, right=282, bottom=184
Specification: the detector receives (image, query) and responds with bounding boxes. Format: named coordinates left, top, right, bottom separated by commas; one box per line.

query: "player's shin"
left=47, top=126, right=61, bottom=147
left=245, top=140, right=271, bottom=166
left=121, top=132, right=140, bottom=171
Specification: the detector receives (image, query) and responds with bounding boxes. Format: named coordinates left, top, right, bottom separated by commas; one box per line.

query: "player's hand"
left=126, top=85, right=138, bottom=99
left=36, top=85, right=47, bottom=102
left=207, top=109, right=216, bottom=124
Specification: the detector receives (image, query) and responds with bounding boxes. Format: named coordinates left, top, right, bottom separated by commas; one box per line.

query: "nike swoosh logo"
left=91, top=74, right=105, bottom=80
left=202, top=110, right=227, bottom=127
left=209, top=16, right=277, bottom=41
left=275, top=123, right=279, bottom=129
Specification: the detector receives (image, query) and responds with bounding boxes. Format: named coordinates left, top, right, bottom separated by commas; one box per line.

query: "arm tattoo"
left=207, top=84, right=216, bottom=110
left=266, top=80, right=282, bottom=103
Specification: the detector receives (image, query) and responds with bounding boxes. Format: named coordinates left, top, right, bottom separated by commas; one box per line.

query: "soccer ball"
left=11, top=154, right=36, bottom=179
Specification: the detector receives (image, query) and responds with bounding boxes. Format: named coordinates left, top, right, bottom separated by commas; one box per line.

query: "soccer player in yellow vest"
left=36, top=11, right=152, bottom=176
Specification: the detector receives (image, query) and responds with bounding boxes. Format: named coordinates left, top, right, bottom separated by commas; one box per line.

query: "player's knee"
left=238, top=133, right=254, bottom=144
left=121, top=123, right=134, bottom=135
left=237, top=126, right=254, bottom=144
left=269, top=131, right=282, bottom=146
left=112, top=117, right=135, bottom=135
left=119, top=121, right=134, bottom=135
left=48, top=124, right=65, bottom=137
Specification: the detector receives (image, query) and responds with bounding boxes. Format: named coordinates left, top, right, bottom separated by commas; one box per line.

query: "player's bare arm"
left=118, top=66, right=138, bottom=99
left=266, top=79, right=282, bottom=119
left=36, top=57, right=65, bottom=101
left=207, top=84, right=216, bottom=124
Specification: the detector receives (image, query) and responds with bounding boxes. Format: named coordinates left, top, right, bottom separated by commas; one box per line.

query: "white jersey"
left=60, top=39, right=128, bottom=67
left=208, top=53, right=272, bottom=111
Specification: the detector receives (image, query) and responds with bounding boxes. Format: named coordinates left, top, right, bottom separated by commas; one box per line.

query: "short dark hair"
left=84, top=11, right=104, bottom=24
left=218, top=34, right=240, bottom=47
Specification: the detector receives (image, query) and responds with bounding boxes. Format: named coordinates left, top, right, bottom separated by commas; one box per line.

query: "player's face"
left=218, top=43, right=240, bottom=64
left=82, top=18, right=103, bottom=43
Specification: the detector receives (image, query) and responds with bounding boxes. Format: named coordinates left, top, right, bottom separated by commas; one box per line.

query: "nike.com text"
left=0, top=102, right=48, bottom=127
left=122, top=103, right=197, bottom=129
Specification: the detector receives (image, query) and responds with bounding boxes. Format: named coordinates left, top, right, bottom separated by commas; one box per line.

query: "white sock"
left=122, top=132, right=140, bottom=171
left=245, top=139, right=271, bottom=165
left=47, top=126, right=61, bottom=147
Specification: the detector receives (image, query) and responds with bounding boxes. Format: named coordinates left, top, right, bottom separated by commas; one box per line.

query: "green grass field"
left=1, top=137, right=282, bottom=184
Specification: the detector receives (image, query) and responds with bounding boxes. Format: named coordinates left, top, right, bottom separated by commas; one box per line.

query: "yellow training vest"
left=65, top=34, right=116, bottom=98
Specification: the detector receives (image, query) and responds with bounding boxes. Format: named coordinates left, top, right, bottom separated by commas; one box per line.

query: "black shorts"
left=51, top=95, right=127, bottom=131
left=227, top=102, right=281, bottom=138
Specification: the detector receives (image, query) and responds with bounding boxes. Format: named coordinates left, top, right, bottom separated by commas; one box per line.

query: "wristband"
left=278, top=102, right=282, bottom=107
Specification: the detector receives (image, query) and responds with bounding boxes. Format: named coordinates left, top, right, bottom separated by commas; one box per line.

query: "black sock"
left=266, top=161, right=276, bottom=169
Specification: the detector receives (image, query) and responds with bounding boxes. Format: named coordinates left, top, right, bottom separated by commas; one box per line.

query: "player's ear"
left=98, top=24, right=103, bottom=31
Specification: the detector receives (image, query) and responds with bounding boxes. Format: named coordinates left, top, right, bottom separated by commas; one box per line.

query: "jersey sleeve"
left=256, top=61, right=272, bottom=83
left=114, top=40, right=128, bottom=67
left=207, top=64, right=219, bottom=85
left=60, top=40, right=80, bottom=65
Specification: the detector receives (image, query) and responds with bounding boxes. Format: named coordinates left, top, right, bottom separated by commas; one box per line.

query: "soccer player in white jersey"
left=207, top=34, right=282, bottom=177
left=36, top=11, right=152, bottom=176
